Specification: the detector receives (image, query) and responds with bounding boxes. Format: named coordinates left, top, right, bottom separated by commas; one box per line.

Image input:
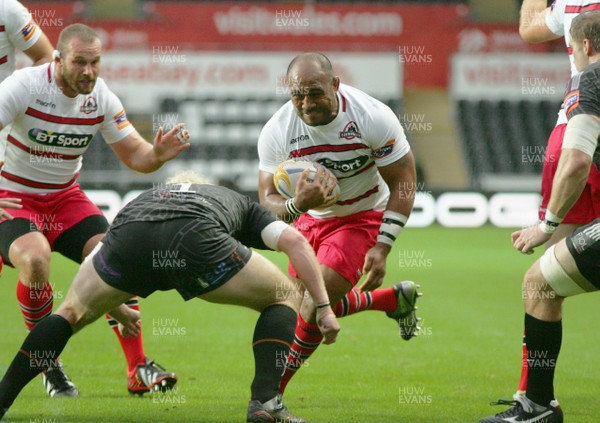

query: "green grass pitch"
left=0, top=225, right=598, bottom=422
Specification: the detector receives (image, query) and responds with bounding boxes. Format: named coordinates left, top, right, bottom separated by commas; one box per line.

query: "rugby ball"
left=273, top=160, right=340, bottom=206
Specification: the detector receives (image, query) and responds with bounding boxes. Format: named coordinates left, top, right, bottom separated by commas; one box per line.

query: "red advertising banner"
left=24, top=2, right=557, bottom=88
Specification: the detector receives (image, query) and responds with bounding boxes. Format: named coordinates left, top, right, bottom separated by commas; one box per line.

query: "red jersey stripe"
left=1, top=170, right=79, bottom=189
left=336, top=185, right=379, bottom=206
left=341, top=94, right=347, bottom=112
left=0, top=56, right=7, bottom=65
left=565, top=3, right=600, bottom=13
left=8, top=135, right=81, bottom=160
left=25, top=107, right=104, bottom=125
left=289, top=143, right=367, bottom=157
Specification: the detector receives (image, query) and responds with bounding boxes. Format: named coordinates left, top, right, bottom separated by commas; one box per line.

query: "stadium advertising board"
left=99, top=52, right=401, bottom=114
left=87, top=190, right=540, bottom=229
left=450, top=53, right=571, bottom=100
left=26, top=2, right=552, bottom=88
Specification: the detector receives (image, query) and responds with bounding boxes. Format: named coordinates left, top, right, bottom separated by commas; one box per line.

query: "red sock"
left=105, top=298, right=146, bottom=376
left=332, top=287, right=397, bottom=317
left=518, top=330, right=528, bottom=394
left=279, top=314, right=323, bottom=394
left=16, top=280, right=53, bottom=330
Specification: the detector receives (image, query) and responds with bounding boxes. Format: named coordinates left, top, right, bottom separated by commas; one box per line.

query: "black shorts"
left=0, top=215, right=108, bottom=265
left=566, top=218, right=600, bottom=287
left=92, top=219, right=252, bottom=300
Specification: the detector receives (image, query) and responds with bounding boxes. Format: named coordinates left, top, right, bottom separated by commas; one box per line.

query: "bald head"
left=287, top=52, right=334, bottom=79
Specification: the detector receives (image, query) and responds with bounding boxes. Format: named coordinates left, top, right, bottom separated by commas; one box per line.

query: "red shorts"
left=0, top=184, right=104, bottom=248
left=539, top=124, right=600, bottom=224
left=288, top=209, right=383, bottom=286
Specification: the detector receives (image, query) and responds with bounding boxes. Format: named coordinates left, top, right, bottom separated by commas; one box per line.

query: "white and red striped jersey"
left=258, top=83, right=410, bottom=218
left=546, top=0, right=600, bottom=124
left=0, top=62, right=135, bottom=193
left=0, top=0, right=41, bottom=81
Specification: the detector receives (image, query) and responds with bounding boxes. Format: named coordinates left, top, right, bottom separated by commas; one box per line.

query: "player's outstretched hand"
left=110, top=304, right=141, bottom=338
left=153, top=123, right=191, bottom=162
left=359, top=243, right=390, bottom=292
left=316, top=306, right=340, bottom=345
left=0, top=197, right=23, bottom=220
left=511, top=224, right=552, bottom=255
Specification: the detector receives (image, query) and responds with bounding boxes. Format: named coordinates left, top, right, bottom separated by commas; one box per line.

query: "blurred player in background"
left=0, top=23, right=189, bottom=398
left=258, top=52, right=420, bottom=395
left=0, top=0, right=53, bottom=79
left=497, top=0, right=600, bottom=403
left=480, top=11, right=600, bottom=423
left=0, top=171, right=340, bottom=423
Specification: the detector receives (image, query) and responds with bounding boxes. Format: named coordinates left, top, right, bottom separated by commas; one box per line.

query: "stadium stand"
left=455, top=99, right=560, bottom=189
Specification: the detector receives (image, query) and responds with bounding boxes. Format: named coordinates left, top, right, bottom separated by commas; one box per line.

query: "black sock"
left=250, top=304, right=296, bottom=403
left=0, top=314, right=73, bottom=410
left=524, top=313, right=562, bottom=407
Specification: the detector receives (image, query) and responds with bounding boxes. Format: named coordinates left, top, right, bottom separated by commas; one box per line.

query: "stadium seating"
left=455, top=99, right=560, bottom=188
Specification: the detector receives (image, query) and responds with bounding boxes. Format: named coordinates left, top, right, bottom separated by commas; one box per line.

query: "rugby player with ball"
left=258, top=52, right=422, bottom=403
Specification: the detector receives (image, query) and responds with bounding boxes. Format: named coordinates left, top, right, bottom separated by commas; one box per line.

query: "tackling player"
left=498, top=0, right=600, bottom=402
left=0, top=172, right=340, bottom=423
left=258, top=52, right=421, bottom=395
left=0, top=23, right=189, bottom=397
left=480, top=10, right=600, bottom=423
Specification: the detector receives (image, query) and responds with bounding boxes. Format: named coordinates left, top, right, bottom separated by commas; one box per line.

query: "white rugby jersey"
left=0, top=0, right=41, bottom=81
left=0, top=62, right=135, bottom=193
left=546, top=0, right=599, bottom=124
left=258, top=83, right=410, bottom=218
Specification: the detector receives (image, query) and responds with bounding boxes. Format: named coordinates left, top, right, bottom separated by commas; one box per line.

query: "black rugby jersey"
left=110, top=183, right=277, bottom=251
left=563, top=60, right=600, bottom=168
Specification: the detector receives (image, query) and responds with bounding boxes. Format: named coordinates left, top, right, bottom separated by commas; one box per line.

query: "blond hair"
left=165, top=170, right=209, bottom=185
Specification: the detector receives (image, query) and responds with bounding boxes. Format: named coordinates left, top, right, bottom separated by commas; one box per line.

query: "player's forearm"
left=126, top=143, right=165, bottom=173
left=387, top=186, right=414, bottom=219
left=278, top=229, right=329, bottom=305
left=385, top=160, right=416, bottom=219
left=546, top=149, right=592, bottom=218
left=520, top=0, right=548, bottom=25
left=376, top=154, right=416, bottom=250
left=262, top=193, right=298, bottom=222
left=289, top=249, right=330, bottom=306
left=376, top=191, right=413, bottom=252
left=519, top=0, right=554, bottom=42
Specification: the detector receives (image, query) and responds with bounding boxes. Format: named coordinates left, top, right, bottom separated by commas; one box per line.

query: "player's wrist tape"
left=539, top=221, right=558, bottom=234
left=544, top=210, right=563, bottom=225
left=539, top=210, right=563, bottom=234
left=316, top=302, right=331, bottom=309
left=377, top=211, right=408, bottom=246
left=285, top=198, right=303, bottom=216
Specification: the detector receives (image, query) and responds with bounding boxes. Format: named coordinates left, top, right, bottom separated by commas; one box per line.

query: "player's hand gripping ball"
left=273, top=160, right=341, bottom=205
